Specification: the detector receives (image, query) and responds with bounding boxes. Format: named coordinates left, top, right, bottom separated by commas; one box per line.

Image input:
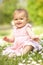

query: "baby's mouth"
left=16, top=23, right=22, bottom=25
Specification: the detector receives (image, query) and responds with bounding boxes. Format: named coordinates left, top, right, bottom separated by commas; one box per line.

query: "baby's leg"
left=22, top=45, right=34, bottom=55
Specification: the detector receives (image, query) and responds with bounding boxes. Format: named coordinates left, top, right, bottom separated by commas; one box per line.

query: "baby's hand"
left=33, top=37, right=40, bottom=42
left=3, top=37, right=9, bottom=42
left=3, top=37, right=14, bottom=43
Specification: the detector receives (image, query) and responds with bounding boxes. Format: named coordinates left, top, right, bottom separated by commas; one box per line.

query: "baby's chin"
left=16, top=23, right=26, bottom=28
left=16, top=25, right=25, bottom=28
left=16, top=26, right=23, bottom=28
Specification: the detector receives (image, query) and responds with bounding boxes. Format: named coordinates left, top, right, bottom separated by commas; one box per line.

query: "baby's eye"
left=14, top=19, right=18, bottom=20
left=20, top=18, right=23, bottom=20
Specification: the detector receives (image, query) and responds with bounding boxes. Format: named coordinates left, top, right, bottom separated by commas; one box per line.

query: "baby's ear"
left=11, top=20, right=14, bottom=26
left=11, top=20, right=15, bottom=28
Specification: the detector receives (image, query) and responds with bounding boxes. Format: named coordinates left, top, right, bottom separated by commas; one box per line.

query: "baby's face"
left=13, top=11, right=27, bottom=28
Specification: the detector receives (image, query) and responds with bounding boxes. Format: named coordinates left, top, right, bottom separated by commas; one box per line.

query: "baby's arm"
left=3, top=28, right=16, bottom=43
left=26, top=27, right=40, bottom=42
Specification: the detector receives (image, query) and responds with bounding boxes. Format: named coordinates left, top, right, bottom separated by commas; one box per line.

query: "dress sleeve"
left=26, top=24, right=38, bottom=39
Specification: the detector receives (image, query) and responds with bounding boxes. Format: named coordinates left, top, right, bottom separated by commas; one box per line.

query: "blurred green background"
left=0, top=1, right=43, bottom=65
left=0, top=0, right=43, bottom=26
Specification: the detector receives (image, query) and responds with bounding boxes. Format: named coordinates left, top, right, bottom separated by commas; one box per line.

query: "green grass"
left=0, top=29, right=11, bottom=36
left=0, top=46, right=43, bottom=65
left=33, top=26, right=43, bottom=35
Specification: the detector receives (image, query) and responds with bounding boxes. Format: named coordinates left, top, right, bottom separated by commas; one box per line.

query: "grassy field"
left=0, top=45, right=43, bottom=65
left=0, top=26, right=43, bottom=65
